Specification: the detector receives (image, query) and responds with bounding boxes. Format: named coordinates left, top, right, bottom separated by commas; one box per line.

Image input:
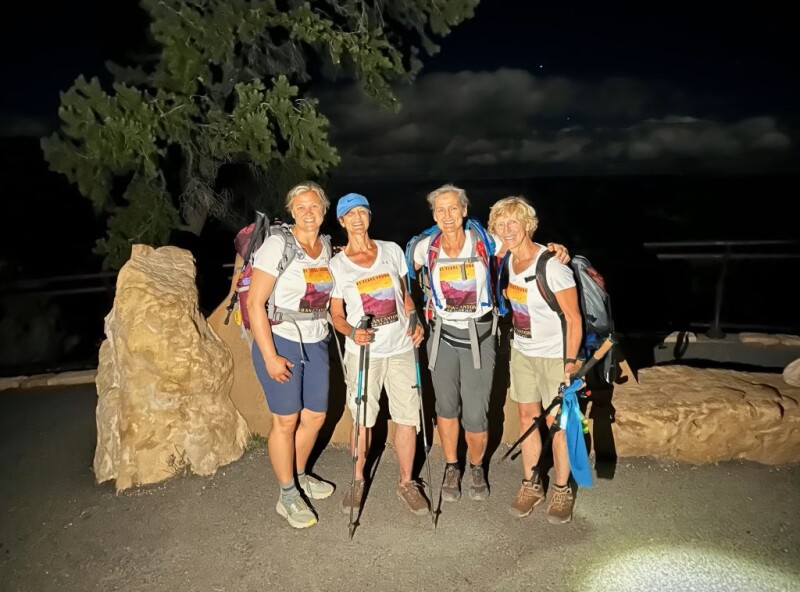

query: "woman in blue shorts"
left=248, top=181, right=335, bottom=529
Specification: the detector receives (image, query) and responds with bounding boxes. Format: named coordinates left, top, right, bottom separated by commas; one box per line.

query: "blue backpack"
left=405, top=217, right=509, bottom=322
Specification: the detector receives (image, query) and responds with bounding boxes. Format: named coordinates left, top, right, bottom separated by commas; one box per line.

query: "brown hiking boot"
left=509, top=479, right=545, bottom=518
left=396, top=481, right=430, bottom=515
left=546, top=485, right=574, bottom=524
left=467, top=464, right=489, bottom=501
left=340, top=479, right=365, bottom=514
left=441, top=464, right=461, bottom=502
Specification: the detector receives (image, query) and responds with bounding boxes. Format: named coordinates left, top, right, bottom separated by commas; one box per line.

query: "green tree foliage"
left=41, top=0, right=478, bottom=268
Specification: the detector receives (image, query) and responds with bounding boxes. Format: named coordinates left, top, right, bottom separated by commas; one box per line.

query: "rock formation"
left=610, top=365, right=800, bottom=464
left=94, top=245, right=249, bottom=491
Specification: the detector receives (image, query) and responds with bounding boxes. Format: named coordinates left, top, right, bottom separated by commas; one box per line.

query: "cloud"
left=314, top=69, right=795, bottom=179
left=0, top=115, right=51, bottom=138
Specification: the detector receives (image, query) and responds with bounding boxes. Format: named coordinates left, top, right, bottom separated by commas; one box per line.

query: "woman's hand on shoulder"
left=546, top=242, right=571, bottom=264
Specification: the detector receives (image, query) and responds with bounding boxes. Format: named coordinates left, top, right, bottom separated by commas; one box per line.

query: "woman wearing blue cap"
left=247, top=181, right=336, bottom=529
left=329, top=193, right=429, bottom=516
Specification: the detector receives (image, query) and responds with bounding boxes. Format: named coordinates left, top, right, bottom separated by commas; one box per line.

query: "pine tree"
left=42, top=0, right=478, bottom=268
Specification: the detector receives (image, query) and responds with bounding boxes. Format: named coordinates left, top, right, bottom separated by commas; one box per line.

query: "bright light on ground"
left=583, top=546, right=799, bottom=592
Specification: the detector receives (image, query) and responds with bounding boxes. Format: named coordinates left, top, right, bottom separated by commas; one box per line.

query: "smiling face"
left=290, top=190, right=326, bottom=232
left=491, top=213, right=529, bottom=252
left=339, top=206, right=371, bottom=235
left=432, top=191, right=466, bottom=232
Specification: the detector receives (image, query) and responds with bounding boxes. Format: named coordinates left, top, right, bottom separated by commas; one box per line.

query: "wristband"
left=565, top=357, right=578, bottom=364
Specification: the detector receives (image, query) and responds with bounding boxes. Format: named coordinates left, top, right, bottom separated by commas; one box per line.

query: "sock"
left=469, top=462, right=482, bottom=471
left=554, top=483, right=569, bottom=490
left=280, top=481, right=299, bottom=503
left=446, top=461, right=459, bottom=470
left=297, top=469, right=307, bottom=483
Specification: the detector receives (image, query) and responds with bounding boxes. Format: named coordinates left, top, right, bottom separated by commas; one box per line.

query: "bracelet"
left=565, top=357, right=578, bottom=364
left=349, top=325, right=357, bottom=339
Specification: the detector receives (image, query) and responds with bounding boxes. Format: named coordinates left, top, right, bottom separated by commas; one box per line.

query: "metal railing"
left=643, top=239, right=800, bottom=338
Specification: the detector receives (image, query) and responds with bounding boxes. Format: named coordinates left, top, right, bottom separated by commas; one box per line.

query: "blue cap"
left=336, top=193, right=370, bottom=218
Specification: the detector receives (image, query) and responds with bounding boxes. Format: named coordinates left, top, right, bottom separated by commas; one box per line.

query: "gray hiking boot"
left=467, top=464, right=489, bottom=501
left=396, top=481, right=430, bottom=515
left=340, top=479, right=365, bottom=514
left=509, top=478, right=545, bottom=517
left=441, top=464, right=461, bottom=502
left=276, top=495, right=317, bottom=529
left=547, top=485, right=575, bottom=524
left=299, top=473, right=334, bottom=500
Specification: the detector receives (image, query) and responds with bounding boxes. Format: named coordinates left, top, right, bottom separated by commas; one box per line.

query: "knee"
left=461, top=408, right=488, bottom=433
left=301, top=411, right=326, bottom=431
left=271, top=414, right=299, bottom=435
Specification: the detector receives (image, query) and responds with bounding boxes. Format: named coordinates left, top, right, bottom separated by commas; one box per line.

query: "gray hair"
left=285, top=181, right=330, bottom=215
left=426, top=184, right=470, bottom=211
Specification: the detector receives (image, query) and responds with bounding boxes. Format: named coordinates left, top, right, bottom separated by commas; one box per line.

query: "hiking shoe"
left=276, top=495, right=317, bottom=529
left=509, top=479, right=545, bottom=518
left=340, top=479, right=365, bottom=514
left=396, top=481, right=430, bottom=516
left=299, top=474, right=334, bottom=500
left=546, top=485, right=575, bottom=524
left=441, top=464, right=461, bottom=502
left=467, top=464, right=489, bottom=501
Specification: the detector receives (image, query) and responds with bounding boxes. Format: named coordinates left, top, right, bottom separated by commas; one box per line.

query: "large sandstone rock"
left=610, top=365, right=800, bottom=464
left=94, top=245, right=249, bottom=491
left=784, top=358, right=800, bottom=387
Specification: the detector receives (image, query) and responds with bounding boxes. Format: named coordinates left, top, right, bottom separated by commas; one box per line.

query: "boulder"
left=94, top=245, right=249, bottom=491
left=610, top=365, right=800, bottom=464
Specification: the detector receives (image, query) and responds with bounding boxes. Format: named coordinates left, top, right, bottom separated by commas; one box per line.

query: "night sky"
left=1, top=1, right=797, bottom=178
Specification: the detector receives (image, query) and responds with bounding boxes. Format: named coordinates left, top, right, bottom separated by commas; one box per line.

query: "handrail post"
left=706, top=245, right=731, bottom=339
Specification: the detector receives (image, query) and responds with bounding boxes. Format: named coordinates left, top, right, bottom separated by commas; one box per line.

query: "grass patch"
left=244, top=433, right=268, bottom=452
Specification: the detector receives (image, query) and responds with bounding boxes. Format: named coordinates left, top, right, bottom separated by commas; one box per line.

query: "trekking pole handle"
left=572, top=335, right=617, bottom=382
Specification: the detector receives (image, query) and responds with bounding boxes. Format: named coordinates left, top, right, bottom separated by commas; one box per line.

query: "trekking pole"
left=502, top=335, right=616, bottom=461
left=348, top=315, right=372, bottom=541
left=409, top=312, right=436, bottom=530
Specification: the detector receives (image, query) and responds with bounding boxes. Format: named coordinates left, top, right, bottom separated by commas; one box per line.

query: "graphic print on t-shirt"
left=439, top=263, right=477, bottom=313
left=507, top=282, right=531, bottom=338
left=356, top=273, right=398, bottom=327
left=299, top=267, right=333, bottom=313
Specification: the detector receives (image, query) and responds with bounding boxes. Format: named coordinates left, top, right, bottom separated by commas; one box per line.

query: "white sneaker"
left=299, top=474, right=335, bottom=500
left=276, top=495, right=317, bottom=529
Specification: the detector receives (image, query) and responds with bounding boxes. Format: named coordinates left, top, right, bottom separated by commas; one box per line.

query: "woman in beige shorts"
left=329, top=193, right=428, bottom=516
left=489, top=196, right=583, bottom=525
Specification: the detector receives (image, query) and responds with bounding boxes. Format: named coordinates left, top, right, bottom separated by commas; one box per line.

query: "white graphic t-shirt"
left=330, top=240, right=413, bottom=358
left=412, top=232, right=495, bottom=330
left=507, top=244, right=576, bottom=358
left=252, top=233, right=333, bottom=343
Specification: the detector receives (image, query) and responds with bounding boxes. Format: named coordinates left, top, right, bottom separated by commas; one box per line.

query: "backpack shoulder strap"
left=269, top=224, right=299, bottom=276
left=320, top=233, right=333, bottom=261
left=405, top=225, right=439, bottom=280
left=535, top=250, right=561, bottom=314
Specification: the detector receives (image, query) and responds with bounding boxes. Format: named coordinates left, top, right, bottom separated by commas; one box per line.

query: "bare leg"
left=464, top=430, right=487, bottom=466
left=294, top=409, right=325, bottom=474
left=349, top=424, right=372, bottom=481
left=394, top=424, right=416, bottom=483
left=437, top=416, right=460, bottom=463
left=518, top=402, right=543, bottom=480
left=269, top=412, right=300, bottom=484
left=551, top=430, right=571, bottom=486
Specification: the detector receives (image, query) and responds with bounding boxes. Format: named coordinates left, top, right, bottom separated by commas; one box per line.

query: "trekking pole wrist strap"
left=349, top=325, right=358, bottom=340
left=565, top=357, right=578, bottom=365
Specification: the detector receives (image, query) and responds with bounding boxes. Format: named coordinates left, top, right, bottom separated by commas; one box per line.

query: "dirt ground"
left=1, top=385, right=799, bottom=592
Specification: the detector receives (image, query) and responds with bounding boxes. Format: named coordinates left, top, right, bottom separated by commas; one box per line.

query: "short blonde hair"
left=285, top=182, right=330, bottom=215
left=426, top=184, right=469, bottom=211
left=488, top=196, right=539, bottom=237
